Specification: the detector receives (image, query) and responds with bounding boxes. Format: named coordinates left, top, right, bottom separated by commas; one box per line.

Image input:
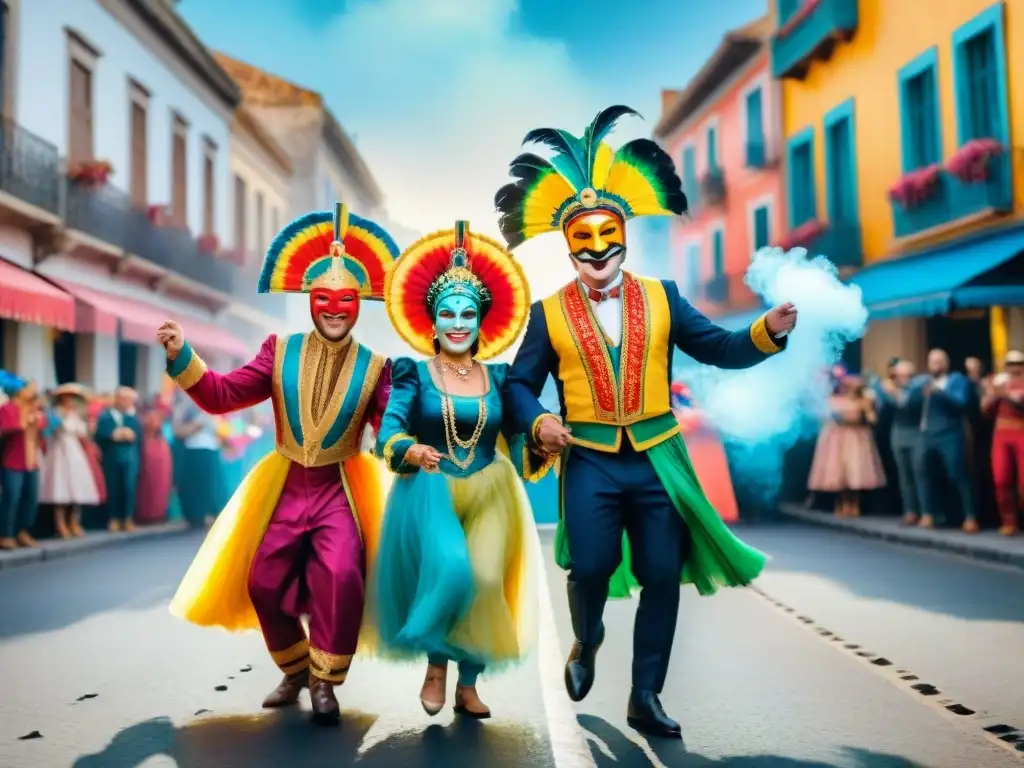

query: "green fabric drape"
left=554, top=434, right=768, bottom=598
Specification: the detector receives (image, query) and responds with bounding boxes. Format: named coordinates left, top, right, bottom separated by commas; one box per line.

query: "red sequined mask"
left=309, top=288, right=360, bottom=323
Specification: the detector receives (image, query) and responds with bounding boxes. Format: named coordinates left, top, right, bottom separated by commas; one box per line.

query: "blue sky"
left=180, top=0, right=765, bottom=295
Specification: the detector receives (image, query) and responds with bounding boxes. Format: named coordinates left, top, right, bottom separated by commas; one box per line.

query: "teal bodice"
left=377, top=357, right=511, bottom=479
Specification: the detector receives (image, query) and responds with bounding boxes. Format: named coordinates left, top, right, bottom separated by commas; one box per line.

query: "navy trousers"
left=920, top=434, right=976, bottom=524
left=0, top=469, right=39, bottom=537
left=562, top=441, right=691, bottom=692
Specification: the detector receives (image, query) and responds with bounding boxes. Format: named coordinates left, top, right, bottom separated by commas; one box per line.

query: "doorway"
left=925, top=310, right=992, bottom=374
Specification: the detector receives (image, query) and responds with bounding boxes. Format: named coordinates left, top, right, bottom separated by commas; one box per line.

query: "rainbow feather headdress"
left=385, top=221, right=530, bottom=360
left=494, top=105, right=688, bottom=250
left=257, top=203, right=399, bottom=298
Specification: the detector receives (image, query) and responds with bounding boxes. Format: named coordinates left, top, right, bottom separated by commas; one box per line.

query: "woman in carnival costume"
left=39, top=383, right=100, bottom=537
left=497, top=105, right=797, bottom=737
left=371, top=221, right=553, bottom=718
left=158, top=203, right=397, bottom=725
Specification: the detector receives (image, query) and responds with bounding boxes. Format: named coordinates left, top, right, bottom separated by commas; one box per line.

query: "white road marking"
left=750, top=586, right=1024, bottom=761
left=533, top=524, right=597, bottom=768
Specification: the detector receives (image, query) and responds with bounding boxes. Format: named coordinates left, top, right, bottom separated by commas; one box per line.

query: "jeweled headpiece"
left=425, top=221, right=492, bottom=316
left=385, top=221, right=530, bottom=360
left=257, top=202, right=399, bottom=298
left=494, top=105, right=688, bottom=250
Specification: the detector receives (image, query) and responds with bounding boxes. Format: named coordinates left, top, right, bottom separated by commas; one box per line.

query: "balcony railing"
left=700, top=168, right=726, bottom=207
left=65, top=182, right=137, bottom=252
left=65, top=181, right=236, bottom=294
left=890, top=155, right=1013, bottom=240
left=232, top=262, right=290, bottom=319
left=771, top=0, right=858, bottom=80
left=0, top=117, right=61, bottom=215
left=704, top=273, right=730, bottom=303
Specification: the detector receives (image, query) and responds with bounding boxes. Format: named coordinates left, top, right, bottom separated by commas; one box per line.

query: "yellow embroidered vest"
left=270, top=332, right=385, bottom=467
left=541, top=272, right=678, bottom=453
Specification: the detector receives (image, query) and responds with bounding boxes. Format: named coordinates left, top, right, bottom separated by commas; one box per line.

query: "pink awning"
left=0, top=260, right=75, bottom=331
left=52, top=280, right=167, bottom=344
left=50, top=280, right=249, bottom=358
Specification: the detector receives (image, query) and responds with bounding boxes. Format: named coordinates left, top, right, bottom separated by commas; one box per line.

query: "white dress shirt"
left=582, top=271, right=624, bottom=347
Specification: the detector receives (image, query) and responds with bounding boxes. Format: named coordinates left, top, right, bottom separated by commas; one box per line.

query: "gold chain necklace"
left=439, top=357, right=474, bottom=380
left=433, top=358, right=487, bottom=470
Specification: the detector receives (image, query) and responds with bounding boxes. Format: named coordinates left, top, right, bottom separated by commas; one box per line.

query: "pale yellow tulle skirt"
left=169, top=450, right=388, bottom=654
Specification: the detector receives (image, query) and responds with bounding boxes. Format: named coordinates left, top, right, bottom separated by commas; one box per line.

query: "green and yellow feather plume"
left=494, top=105, right=688, bottom=251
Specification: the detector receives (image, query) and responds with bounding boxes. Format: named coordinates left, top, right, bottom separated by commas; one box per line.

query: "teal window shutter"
left=707, top=126, right=718, bottom=170
left=753, top=206, right=770, bottom=250
left=686, top=243, right=701, bottom=294
left=897, top=48, right=942, bottom=172
left=791, top=142, right=814, bottom=225
left=746, top=88, right=765, bottom=167
left=682, top=145, right=698, bottom=210
left=826, top=116, right=853, bottom=222
left=952, top=4, right=1009, bottom=146
left=712, top=230, right=724, bottom=277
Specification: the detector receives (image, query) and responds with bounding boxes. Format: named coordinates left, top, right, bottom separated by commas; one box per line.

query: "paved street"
left=0, top=524, right=1021, bottom=768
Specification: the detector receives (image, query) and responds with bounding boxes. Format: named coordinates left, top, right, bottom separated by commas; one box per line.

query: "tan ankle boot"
left=454, top=685, right=491, bottom=719
left=107, top=519, right=121, bottom=533
left=0, top=537, right=17, bottom=550
left=69, top=511, right=85, bottom=537
left=420, top=663, right=447, bottom=716
left=16, top=531, right=37, bottom=548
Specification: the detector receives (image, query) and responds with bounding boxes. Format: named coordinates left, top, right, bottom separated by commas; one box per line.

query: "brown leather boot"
left=122, top=519, right=137, bottom=532
left=69, top=511, right=85, bottom=537
left=454, top=685, right=491, bottom=719
left=16, top=531, right=37, bottom=548
left=420, top=663, right=447, bottom=716
left=107, top=519, right=121, bottom=533
left=309, top=676, right=340, bottom=725
left=262, top=670, right=308, bottom=708
left=0, top=537, right=17, bottom=550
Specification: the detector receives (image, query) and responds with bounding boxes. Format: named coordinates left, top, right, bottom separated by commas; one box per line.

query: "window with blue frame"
left=745, top=88, right=765, bottom=167
left=898, top=50, right=941, bottom=171
left=953, top=5, right=1009, bottom=145
left=706, top=125, right=718, bottom=170
left=712, top=229, right=724, bottom=277
left=685, top=243, right=701, bottom=294
left=752, top=205, right=770, bottom=250
left=682, top=145, right=697, bottom=210
left=825, top=102, right=857, bottom=224
left=788, top=132, right=816, bottom=227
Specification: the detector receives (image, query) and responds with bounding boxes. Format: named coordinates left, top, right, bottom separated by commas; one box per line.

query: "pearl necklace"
left=433, top=358, right=487, bottom=471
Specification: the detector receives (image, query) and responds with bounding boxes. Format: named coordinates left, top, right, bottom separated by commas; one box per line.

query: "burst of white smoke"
left=688, top=247, right=868, bottom=447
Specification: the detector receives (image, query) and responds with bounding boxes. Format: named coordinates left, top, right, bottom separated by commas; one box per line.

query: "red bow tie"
left=587, top=285, right=621, bottom=303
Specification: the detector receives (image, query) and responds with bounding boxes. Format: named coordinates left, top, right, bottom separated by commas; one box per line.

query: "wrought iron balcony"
left=890, top=155, right=1013, bottom=240
left=704, top=273, right=730, bottom=303
left=701, top=168, right=726, bottom=207
left=0, top=118, right=61, bottom=215
left=130, top=220, right=236, bottom=295
left=65, top=182, right=137, bottom=252
left=232, top=261, right=290, bottom=319
left=771, top=0, right=858, bottom=80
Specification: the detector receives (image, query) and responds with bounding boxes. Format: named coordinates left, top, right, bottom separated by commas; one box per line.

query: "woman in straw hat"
left=39, top=383, right=100, bottom=537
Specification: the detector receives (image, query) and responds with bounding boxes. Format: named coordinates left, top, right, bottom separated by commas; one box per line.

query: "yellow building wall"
left=780, top=0, right=1024, bottom=264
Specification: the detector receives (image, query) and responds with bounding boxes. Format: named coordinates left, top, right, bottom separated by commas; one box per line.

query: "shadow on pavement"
left=744, top=525, right=1024, bottom=624
left=579, top=714, right=927, bottom=767
left=71, top=710, right=552, bottom=768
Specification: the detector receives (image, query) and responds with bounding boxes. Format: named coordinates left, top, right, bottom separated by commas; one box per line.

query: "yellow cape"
left=169, top=450, right=389, bottom=652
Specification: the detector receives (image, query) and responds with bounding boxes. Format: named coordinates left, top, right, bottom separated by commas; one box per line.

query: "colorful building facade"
left=655, top=17, right=785, bottom=323
left=772, top=0, right=1024, bottom=374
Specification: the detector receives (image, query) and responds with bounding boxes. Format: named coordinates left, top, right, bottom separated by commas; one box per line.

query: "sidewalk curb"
left=0, top=521, right=192, bottom=571
left=779, top=504, right=1024, bottom=571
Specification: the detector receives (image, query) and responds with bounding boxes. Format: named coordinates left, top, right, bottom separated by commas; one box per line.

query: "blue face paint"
left=434, top=294, right=480, bottom=355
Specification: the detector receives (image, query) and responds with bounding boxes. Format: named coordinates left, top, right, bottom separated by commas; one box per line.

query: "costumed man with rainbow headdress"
left=369, top=221, right=553, bottom=719
left=156, top=203, right=398, bottom=725
left=497, top=105, right=799, bottom=738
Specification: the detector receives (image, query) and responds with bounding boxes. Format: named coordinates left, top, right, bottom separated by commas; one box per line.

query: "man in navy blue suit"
left=494, top=105, right=797, bottom=738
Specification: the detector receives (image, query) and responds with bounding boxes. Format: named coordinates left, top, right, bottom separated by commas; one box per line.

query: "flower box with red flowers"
left=887, top=164, right=942, bottom=209
left=67, top=160, right=113, bottom=187
left=945, top=139, right=1004, bottom=183
left=777, top=219, right=826, bottom=251
left=197, top=233, right=220, bottom=254
left=147, top=205, right=172, bottom=227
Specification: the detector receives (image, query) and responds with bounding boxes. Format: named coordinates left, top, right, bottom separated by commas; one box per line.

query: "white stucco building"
left=0, top=0, right=252, bottom=395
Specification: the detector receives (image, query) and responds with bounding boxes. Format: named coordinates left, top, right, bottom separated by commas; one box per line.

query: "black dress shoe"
left=564, top=624, right=605, bottom=702
left=627, top=689, right=681, bottom=739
